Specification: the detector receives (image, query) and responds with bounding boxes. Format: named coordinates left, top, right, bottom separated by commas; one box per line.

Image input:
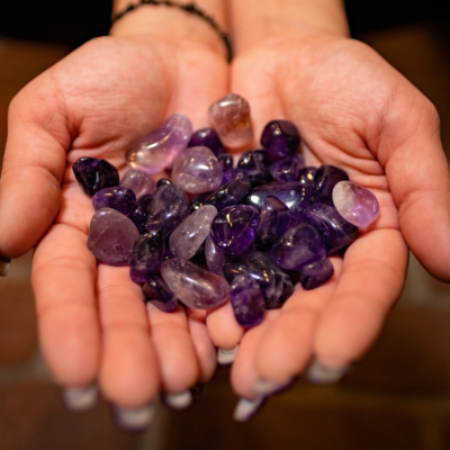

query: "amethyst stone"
left=299, top=258, right=334, bottom=290
left=205, top=234, right=226, bottom=278
left=270, top=154, right=305, bottom=183
left=230, top=274, right=266, bottom=327
left=236, top=150, right=272, bottom=185
left=73, top=157, right=119, bottom=197
left=129, top=193, right=153, bottom=233
left=120, top=169, right=156, bottom=198
left=188, top=128, right=225, bottom=157
left=260, top=120, right=301, bottom=160
left=271, top=223, right=326, bottom=270
left=218, top=154, right=234, bottom=184
left=204, top=172, right=251, bottom=211
left=156, top=178, right=172, bottom=187
left=299, top=167, right=317, bottom=187
left=143, top=275, right=178, bottom=312
left=190, top=191, right=213, bottom=213
left=160, top=258, right=230, bottom=310
left=313, top=165, right=349, bottom=202
left=210, top=205, right=260, bottom=254
left=88, top=208, right=139, bottom=266
left=92, top=187, right=136, bottom=216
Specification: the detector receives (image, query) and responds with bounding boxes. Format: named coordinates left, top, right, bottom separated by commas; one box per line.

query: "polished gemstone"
left=204, top=172, right=251, bottom=211
left=260, top=120, right=301, bottom=160
left=92, top=187, right=136, bottom=216
left=208, top=94, right=254, bottom=148
left=270, top=154, right=305, bottom=183
left=156, top=178, right=172, bottom=187
left=218, top=154, right=234, bottom=184
left=143, top=275, right=178, bottom=312
left=236, top=150, right=272, bottom=185
left=188, top=127, right=225, bottom=156
left=189, top=240, right=207, bottom=267
left=299, top=167, right=317, bottom=187
left=129, top=193, right=153, bottom=233
left=160, top=257, right=230, bottom=309
left=126, top=113, right=192, bottom=174
left=87, top=208, right=139, bottom=266
left=120, top=169, right=156, bottom=198
left=313, top=165, right=349, bottom=201
left=73, top=157, right=119, bottom=197
left=205, top=234, right=226, bottom=278
left=299, top=258, right=334, bottom=290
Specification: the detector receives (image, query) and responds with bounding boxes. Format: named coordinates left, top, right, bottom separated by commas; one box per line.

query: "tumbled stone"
left=92, top=187, right=136, bottom=216
left=218, top=154, right=234, bottom=184
left=73, top=157, right=119, bottom=197
left=260, top=120, right=301, bottom=160
left=160, top=258, right=230, bottom=309
left=205, top=234, right=226, bottom=278
left=170, top=205, right=218, bottom=259
left=313, top=165, right=349, bottom=201
left=208, top=94, right=254, bottom=148
left=204, top=172, right=251, bottom=211
left=189, top=240, right=207, bottom=267
left=270, top=154, right=305, bottom=183
left=129, top=193, right=153, bottom=233
left=230, top=274, right=266, bottom=327
left=156, top=178, right=172, bottom=187
left=188, top=127, right=225, bottom=156
left=143, top=275, right=178, bottom=312
left=120, top=169, right=156, bottom=198
left=299, top=258, right=334, bottom=290
left=236, top=150, right=272, bottom=185
left=298, top=166, right=317, bottom=187
left=172, top=146, right=223, bottom=194
left=88, top=208, right=139, bottom=266
left=332, top=180, right=380, bottom=227
left=126, top=113, right=192, bottom=174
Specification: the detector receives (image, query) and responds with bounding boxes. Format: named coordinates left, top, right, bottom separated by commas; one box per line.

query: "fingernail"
left=163, top=390, right=192, bottom=410
left=306, top=358, right=349, bottom=384
left=217, top=346, right=238, bottom=365
left=114, top=404, right=155, bottom=431
left=62, top=384, right=98, bottom=412
left=0, top=256, right=11, bottom=277
left=252, top=376, right=293, bottom=396
left=233, top=396, right=265, bottom=422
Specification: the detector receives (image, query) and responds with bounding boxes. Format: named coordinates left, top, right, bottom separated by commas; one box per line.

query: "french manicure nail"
left=217, top=346, right=238, bottom=365
left=114, top=404, right=155, bottom=431
left=163, top=390, right=192, bottom=410
left=233, top=396, right=265, bottom=422
left=252, top=376, right=293, bottom=396
left=0, top=256, right=11, bottom=277
left=306, top=358, right=349, bottom=384
left=62, top=384, right=98, bottom=412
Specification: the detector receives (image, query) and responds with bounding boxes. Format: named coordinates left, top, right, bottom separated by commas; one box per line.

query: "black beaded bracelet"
left=112, top=0, right=233, bottom=62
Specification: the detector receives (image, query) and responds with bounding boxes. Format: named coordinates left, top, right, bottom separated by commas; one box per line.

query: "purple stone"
left=299, top=258, right=334, bottom=290
left=223, top=251, right=293, bottom=309
left=230, top=274, right=266, bottom=327
left=88, top=208, right=139, bottom=266
left=172, top=146, right=223, bottom=194
left=270, top=154, right=305, bottom=183
left=92, top=187, right=136, bottom=216
left=205, top=234, right=226, bottom=278
left=236, top=150, right=272, bottom=185
left=260, top=120, right=301, bottom=160
left=204, top=172, right=251, bottom=211
left=313, top=165, right=349, bottom=202
left=188, top=128, right=225, bottom=157
left=189, top=240, right=207, bottom=267
left=120, top=169, right=156, bottom=198
left=143, top=275, right=178, bottom=312
left=73, top=157, right=119, bottom=197
left=129, top=193, right=153, bottom=233
left=190, top=191, right=213, bottom=213
left=332, top=181, right=380, bottom=227
left=271, top=223, right=327, bottom=270
left=254, top=196, right=291, bottom=251
left=303, top=200, right=358, bottom=254
left=160, top=257, right=230, bottom=310
left=298, top=167, right=317, bottom=187
left=210, top=205, right=260, bottom=254
left=156, top=178, right=172, bottom=188
left=126, top=113, right=192, bottom=174
left=218, top=154, right=234, bottom=184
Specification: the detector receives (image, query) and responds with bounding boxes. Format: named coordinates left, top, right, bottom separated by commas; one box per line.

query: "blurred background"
left=1, top=1, right=450, bottom=449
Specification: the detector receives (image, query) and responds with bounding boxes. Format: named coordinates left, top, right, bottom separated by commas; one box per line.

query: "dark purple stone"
left=230, top=274, right=266, bottom=327
left=313, top=165, right=349, bottom=202
left=190, top=191, right=213, bottom=213
left=143, top=275, right=178, bottom=312
left=92, top=186, right=136, bottom=216
left=218, top=154, right=234, bottom=184
left=129, top=193, right=153, bottom=233
left=271, top=223, right=326, bottom=270
left=73, top=157, right=119, bottom=197
left=210, top=205, right=260, bottom=254
left=298, top=167, right=317, bottom=187
left=224, top=251, right=293, bottom=309
left=299, top=258, right=334, bottom=290
left=254, top=196, right=291, bottom=251
left=156, top=178, right=172, bottom=188
left=236, top=150, right=272, bottom=185
left=205, top=234, right=226, bottom=278
left=270, top=154, right=305, bottom=183
left=189, top=241, right=207, bottom=267
left=302, top=200, right=358, bottom=254
left=188, top=128, right=225, bottom=157
left=260, top=120, right=301, bottom=160
left=204, top=172, right=251, bottom=211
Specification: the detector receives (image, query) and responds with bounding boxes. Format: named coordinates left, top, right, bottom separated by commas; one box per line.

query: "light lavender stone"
left=172, top=146, right=223, bottom=194
left=332, top=180, right=380, bottom=227
left=126, top=113, right=192, bottom=174
left=160, top=257, right=229, bottom=310
left=169, top=205, right=217, bottom=259
left=88, top=208, right=139, bottom=266
left=120, top=169, right=156, bottom=198
left=205, top=234, right=226, bottom=278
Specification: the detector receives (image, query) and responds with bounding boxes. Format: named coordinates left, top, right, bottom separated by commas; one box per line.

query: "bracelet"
left=112, top=0, right=233, bottom=62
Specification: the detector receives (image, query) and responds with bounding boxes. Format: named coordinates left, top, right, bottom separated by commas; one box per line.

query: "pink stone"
left=120, top=169, right=156, bottom=198
left=332, top=181, right=380, bottom=227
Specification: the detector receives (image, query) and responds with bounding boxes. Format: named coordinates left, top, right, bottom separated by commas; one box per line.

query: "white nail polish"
left=306, top=358, right=349, bottom=384
left=0, top=256, right=10, bottom=277
left=115, top=404, right=155, bottom=431
left=62, top=385, right=98, bottom=412
left=164, top=390, right=192, bottom=410
left=233, top=397, right=265, bottom=422
left=217, top=346, right=238, bottom=365
left=252, top=377, right=292, bottom=396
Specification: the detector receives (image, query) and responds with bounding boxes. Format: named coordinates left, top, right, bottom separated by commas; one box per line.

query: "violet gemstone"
left=299, top=258, right=334, bottom=290
left=73, top=157, right=119, bottom=197
left=298, top=167, right=317, bottom=187
left=332, top=180, right=380, bottom=227
left=218, top=154, right=234, bottom=184
left=254, top=196, right=291, bottom=251
left=88, top=208, right=139, bottom=266
left=303, top=200, right=358, bottom=254
left=169, top=205, right=218, bottom=259
left=129, top=193, right=153, bottom=233
left=156, top=178, right=172, bottom=188
left=224, top=251, right=293, bottom=309
left=92, top=187, right=136, bottom=216
left=230, top=274, right=266, bottom=327
left=188, top=127, right=225, bottom=157
left=126, top=113, right=192, bottom=174
left=143, top=275, right=178, bottom=312
left=205, top=234, right=226, bottom=278
left=313, top=165, right=349, bottom=202
left=260, top=120, right=301, bottom=160
left=160, top=257, right=230, bottom=309
left=236, top=150, right=272, bottom=185
left=190, top=191, right=213, bottom=213
left=120, top=170, right=156, bottom=199
left=190, top=241, right=207, bottom=267
left=270, top=154, right=305, bottom=183
left=172, top=146, right=223, bottom=194
left=211, top=205, right=260, bottom=254
left=271, top=223, right=327, bottom=270
left=208, top=94, right=254, bottom=148
left=204, top=172, right=251, bottom=211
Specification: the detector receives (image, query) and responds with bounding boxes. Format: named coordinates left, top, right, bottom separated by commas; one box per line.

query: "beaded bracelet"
left=112, top=0, right=233, bottom=62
